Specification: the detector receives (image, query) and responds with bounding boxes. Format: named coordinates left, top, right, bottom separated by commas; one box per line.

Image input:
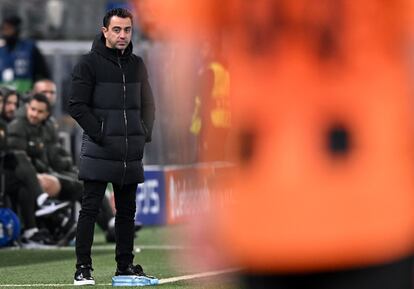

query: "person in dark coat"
left=68, top=8, right=155, bottom=286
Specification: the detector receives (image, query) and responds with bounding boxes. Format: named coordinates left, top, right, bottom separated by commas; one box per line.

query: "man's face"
left=4, top=94, right=18, bottom=120
left=102, top=16, right=132, bottom=52
left=26, top=100, right=49, bottom=125
left=0, top=23, right=17, bottom=38
left=33, top=81, right=57, bottom=106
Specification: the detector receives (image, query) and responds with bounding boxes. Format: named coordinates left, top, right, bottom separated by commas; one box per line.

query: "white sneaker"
left=35, top=201, right=70, bottom=217
left=74, top=265, right=95, bottom=286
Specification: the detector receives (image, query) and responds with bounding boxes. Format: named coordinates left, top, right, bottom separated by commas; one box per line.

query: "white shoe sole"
left=73, top=279, right=95, bottom=286
left=35, top=201, right=70, bottom=217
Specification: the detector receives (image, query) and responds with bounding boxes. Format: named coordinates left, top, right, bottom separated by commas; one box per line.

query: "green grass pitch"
left=0, top=225, right=241, bottom=288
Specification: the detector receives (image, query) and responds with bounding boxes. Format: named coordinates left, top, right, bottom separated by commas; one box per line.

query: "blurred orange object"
left=136, top=0, right=414, bottom=273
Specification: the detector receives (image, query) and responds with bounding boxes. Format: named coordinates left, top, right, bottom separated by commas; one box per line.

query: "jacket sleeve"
left=68, top=56, right=103, bottom=143
left=45, top=119, right=74, bottom=173
left=47, top=144, right=74, bottom=173
left=140, top=58, right=155, bottom=143
left=7, top=120, right=44, bottom=163
left=5, top=122, right=28, bottom=171
left=7, top=120, right=28, bottom=152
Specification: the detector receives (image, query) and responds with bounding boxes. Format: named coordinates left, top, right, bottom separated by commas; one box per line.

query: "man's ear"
left=101, top=26, right=108, bottom=36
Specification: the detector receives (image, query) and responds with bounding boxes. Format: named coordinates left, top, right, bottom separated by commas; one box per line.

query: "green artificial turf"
left=0, top=225, right=241, bottom=289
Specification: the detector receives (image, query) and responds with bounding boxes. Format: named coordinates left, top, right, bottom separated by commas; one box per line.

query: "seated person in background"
left=7, top=93, right=82, bottom=202
left=0, top=89, right=57, bottom=247
left=0, top=87, right=20, bottom=123
left=32, top=80, right=116, bottom=240
left=7, top=93, right=116, bottom=241
left=32, top=79, right=57, bottom=109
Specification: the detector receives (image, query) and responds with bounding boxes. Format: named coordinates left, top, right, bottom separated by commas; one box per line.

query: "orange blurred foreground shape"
left=136, top=0, right=414, bottom=273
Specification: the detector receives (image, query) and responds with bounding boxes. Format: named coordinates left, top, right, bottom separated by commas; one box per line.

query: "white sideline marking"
left=0, top=268, right=239, bottom=287
left=158, top=268, right=239, bottom=284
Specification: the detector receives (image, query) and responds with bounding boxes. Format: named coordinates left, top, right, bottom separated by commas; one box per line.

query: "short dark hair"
left=103, top=8, right=133, bottom=28
left=1, top=87, right=20, bottom=106
left=30, top=93, right=51, bottom=112
left=2, top=15, right=22, bottom=29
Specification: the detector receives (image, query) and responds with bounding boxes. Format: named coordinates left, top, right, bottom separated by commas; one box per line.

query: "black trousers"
left=75, top=180, right=137, bottom=269
left=5, top=171, right=37, bottom=229
left=52, top=172, right=114, bottom=231
left=242, top=255, right=414, bottom=289
left=5, top=154, right=44, bottom=230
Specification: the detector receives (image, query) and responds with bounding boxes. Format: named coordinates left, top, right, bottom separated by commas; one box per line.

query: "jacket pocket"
left=89, top=116, right=105, bottom=144
left=97, top=116, right=106, bottom=144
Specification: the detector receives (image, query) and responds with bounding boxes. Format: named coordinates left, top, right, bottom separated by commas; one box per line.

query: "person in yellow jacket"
left=189, top=41, right=231, bottom=162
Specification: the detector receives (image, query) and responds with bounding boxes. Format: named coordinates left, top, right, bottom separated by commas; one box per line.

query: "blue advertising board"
left=135, top=169, right=166, bottom=225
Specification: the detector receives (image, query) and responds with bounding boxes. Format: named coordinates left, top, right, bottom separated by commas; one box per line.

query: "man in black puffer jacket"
left=69, top=8, right=155, bottom=286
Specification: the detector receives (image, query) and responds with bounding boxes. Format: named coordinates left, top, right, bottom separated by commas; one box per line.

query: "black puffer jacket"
left=69, top=34, right=155, bottom=184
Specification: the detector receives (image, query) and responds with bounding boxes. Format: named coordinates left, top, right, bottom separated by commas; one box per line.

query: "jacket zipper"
left=118, top=57, right=128, bottom=185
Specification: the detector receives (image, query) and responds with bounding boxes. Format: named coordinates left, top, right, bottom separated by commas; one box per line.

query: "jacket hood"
left=91, top=33, right=133, bottom=62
